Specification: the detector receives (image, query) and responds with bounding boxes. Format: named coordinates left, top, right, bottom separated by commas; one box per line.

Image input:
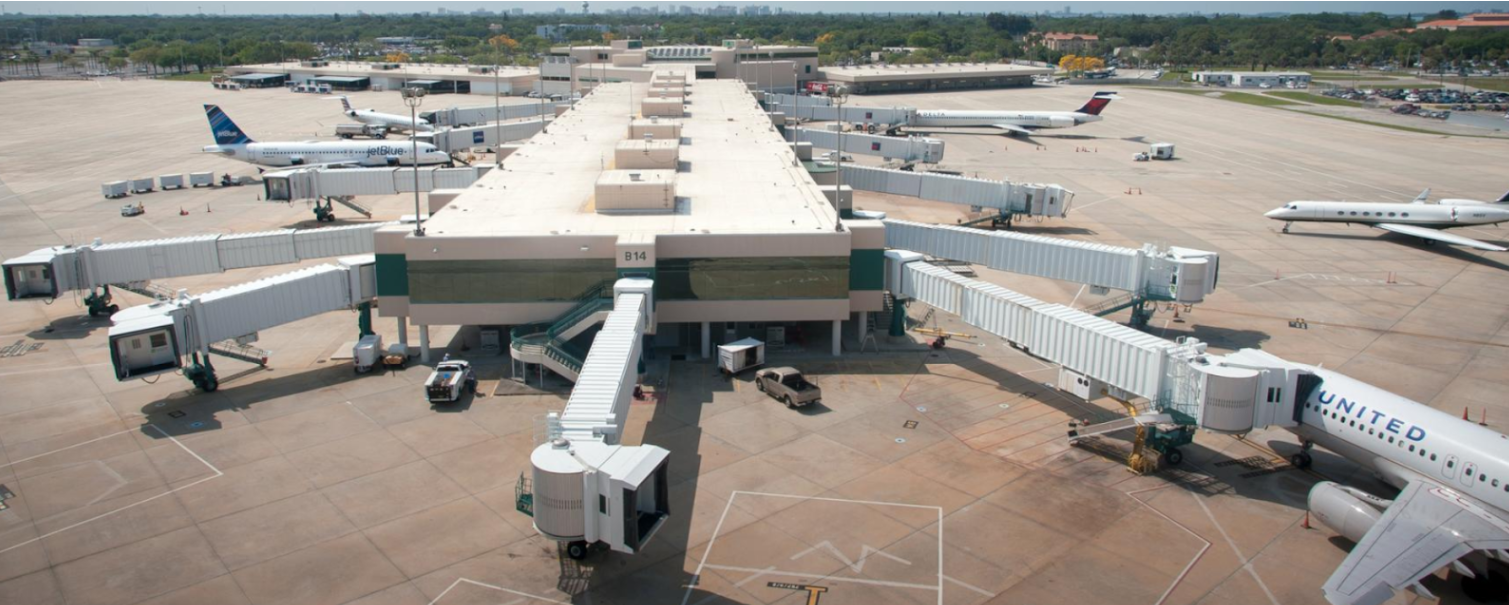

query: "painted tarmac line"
left=427, top=578, right=570, bottom=605
left=0, top=423, right=223, bottom=556
left=687, top=491, right=947, bottom=605
left=703, top=564, right=940, bottom=591
left=1192, top=491, right=1282, bottom=605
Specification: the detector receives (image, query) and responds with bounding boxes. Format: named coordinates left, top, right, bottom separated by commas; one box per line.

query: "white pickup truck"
left=425, top=359, right=476, bottom=403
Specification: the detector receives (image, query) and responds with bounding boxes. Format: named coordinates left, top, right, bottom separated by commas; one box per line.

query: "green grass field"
left=1158, top=89, right=1300, bottom=107
left=1439, top=77, right=1509, bottom=93
left=1265, top=91, right=1364, bottom=107
left=1285, top=111, right=1458, bottom=136
left=160, top=71, right=220, bottom=82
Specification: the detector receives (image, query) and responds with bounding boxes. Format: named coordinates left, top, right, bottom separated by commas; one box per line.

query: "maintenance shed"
left=311, top=76, right=371, bottom=91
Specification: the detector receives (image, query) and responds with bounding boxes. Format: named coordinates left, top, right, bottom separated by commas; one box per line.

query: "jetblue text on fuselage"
left=366, top=145, right=408, bottom=156
left=1316, top=390, right=1427, bottom=441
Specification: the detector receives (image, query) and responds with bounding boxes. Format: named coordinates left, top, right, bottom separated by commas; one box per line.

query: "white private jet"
left=201, top=104, right=450, bottom=169
left=908, top=91, right=1122, bottom=135
left=1266, top=189, right=1509, bottom=252
left=331, top=95, right=433, bottom=132
left=1274, top=364, right=1509, bottom=604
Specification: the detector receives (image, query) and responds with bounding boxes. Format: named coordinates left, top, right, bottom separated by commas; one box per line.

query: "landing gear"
left=1290, top=452, right=1313, bottom=469
left=1462, top=568, right=1508, bottom=603
left=1282, top=221, right=1292, bottom=234
left=566, top=540, right=589, bottom=561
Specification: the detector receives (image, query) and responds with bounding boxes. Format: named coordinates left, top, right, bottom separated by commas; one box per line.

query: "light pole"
left=832, top=85, right=849, bottom=218
left=402, top=86, right=427, bottom=236
left=493, top=60, right=501, bottom=164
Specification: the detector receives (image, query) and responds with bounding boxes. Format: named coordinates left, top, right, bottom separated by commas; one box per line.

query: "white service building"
left=1193, top=71, right=1312, bottom=88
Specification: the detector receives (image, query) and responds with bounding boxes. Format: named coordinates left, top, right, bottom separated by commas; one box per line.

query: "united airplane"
left=908, top=91, right=1122, bottom=135
left=1279, top=364, right=1509, bottom=604
left=201, top=104, right=450, bottom=169
left=1266, top=188, right=1509, bottom=252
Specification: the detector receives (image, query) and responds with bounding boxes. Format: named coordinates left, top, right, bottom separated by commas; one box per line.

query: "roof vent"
left=629, top=172, right=642, bottom=182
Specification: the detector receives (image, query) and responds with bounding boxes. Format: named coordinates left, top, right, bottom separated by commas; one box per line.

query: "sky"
left=2, top=1, right=1506, bottom=16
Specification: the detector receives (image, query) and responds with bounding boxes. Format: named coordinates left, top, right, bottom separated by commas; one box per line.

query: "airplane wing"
left=1322, top=481, right=1509, bottom=605
left=1375, top=223, right=1508, bottom=252
left=1410, top=188, right=1431, bottom=204
left=988, top=123, right=1034, bottom=134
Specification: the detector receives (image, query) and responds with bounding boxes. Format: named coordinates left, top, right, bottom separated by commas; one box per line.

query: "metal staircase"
left=509, top=281, right=615, bottom=383
left=209, top=340, right=271, bottom=366
left=331, top=196, right=372, bottom=218
left=116, top=281, right=177, bottom=301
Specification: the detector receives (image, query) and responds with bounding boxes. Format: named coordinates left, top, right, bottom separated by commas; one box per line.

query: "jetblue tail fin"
left=1075, top=91, right=1122, bottom=116
left=204, top=104, right=252, bottom=145
left=1497, top=189, right=1509, bottom=203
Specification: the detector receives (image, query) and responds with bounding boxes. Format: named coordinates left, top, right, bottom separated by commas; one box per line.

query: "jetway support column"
left=701, top=322, right=711, bottom=359
left=832, top=320, right=842, bottom=357
left=396, top=316, right=408, bottom=348
left=419, top=325, right=431, bottom=363
left=857, top=312, right=868, bottom=338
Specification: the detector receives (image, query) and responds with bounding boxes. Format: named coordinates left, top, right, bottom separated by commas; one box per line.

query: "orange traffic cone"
left=1302, top=511, right=1311, bottom=530
left=179, top=207, right=188, bottom=216
left=1464, top=407, right=1471, bottom=420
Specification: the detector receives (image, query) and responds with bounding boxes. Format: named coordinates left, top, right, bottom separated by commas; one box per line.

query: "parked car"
left=754, top=367, right=822, bottom=408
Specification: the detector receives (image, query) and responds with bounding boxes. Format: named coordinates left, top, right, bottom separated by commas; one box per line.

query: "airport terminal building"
left=372, top=75, right=885, bottom=362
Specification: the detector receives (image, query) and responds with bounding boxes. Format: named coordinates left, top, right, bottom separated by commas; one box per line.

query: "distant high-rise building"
left=511, top=8, right=524, bottom=15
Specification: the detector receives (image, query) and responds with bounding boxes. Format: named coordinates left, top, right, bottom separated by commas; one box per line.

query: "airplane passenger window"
left=1401, top=213, right=1409, bottom=217
left=1448, top=460, right=1455, bottom=468
left=1388, top=436, right=1395, bottom=443
left=1350, top=211, right=1358, bottom=216
left=1338, top=212, right=1345, bottom=216
left=1408, top=445, right=1415, bottom=452
left=1430, top=453, right=1436, bottom=461
left=1388, top=212, right=1396, bottom=217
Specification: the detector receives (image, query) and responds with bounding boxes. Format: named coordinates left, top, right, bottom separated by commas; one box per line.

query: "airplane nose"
left=1264, top=208, right=1284, bottom=218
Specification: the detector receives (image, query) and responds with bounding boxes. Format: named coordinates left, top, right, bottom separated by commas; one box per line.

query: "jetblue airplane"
left=908, top=91, right=1122, bottom=135
left=1279, top=364, right=1509, bottom=604
left=1266, top=188, right=1509, bottom=252
left=200, top=104, right=450, bottom=169
left=332, top=96, right=433, bottom=132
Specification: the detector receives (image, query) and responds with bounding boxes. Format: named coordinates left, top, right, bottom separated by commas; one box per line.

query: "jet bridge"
left=842, top=165, right=1073, bottom=221
left=884, top=220, right=1219, bottom=326
left=421, top=102, right=566, bottom=128
left=418, top=119, right=547, bottom=153
left=108, top=255, right=377, bottom=392
left=763, top=93, right=916, bottom=126
left=4, top=222, right=396, bottom=313
left=888, top=252, right=1309, bottom=471
left=522, top=278, right=671, bottom=560
left=263, top=165, right=490, bottom=202
left=785, top=128, right=945, bottom=164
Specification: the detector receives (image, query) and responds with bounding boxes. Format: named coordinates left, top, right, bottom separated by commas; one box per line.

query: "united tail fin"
left=204, top=104, right=252, bottom=145
left=1075, top=91, right=1122, bottom=116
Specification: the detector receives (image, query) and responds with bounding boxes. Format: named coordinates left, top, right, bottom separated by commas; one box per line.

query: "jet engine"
left=1308, top=481, right=1390, bottom=543
left=1048, top=116, right=1076, bottom=129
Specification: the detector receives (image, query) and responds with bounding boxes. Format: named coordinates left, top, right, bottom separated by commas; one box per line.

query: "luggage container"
left=190, top=172, right=215, bottom=188
left=717, top=338, right=765, bottom=375
left=353, top=334, right=382, bottom=373
left=159, top=174, right=185, bottom=190
left=102, top=181, right=129, bottom=199
left=130, top=178, right=155, bottom=193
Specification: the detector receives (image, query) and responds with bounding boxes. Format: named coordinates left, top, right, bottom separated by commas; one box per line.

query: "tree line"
left=2, top=10, right=1505, bottom=74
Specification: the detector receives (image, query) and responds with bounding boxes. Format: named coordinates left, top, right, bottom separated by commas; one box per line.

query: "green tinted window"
left=408, top=259, right=616, bottom=304
left=656, top=257, right=848, bottom=301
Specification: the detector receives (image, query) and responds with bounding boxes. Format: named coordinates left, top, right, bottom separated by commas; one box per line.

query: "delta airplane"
left=1266, top=189, right=1509, bottom=252
left=201, top=104, right=450, bottom=169
left=908, top=91, right=1122, bottom=135
left=331, top=96, right=433, bottom=132
left=1272, top=363, right=1509, bottom=605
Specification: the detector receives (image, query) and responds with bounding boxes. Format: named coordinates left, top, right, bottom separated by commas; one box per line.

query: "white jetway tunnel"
left=785, top=128, right=945, bottom=164
left=887, top=252, right=1310, bottom=470
left=422, top=102, right=566, bottom=127
left=4, top=222, right=395, bottom=305
left=418, top=119, right=547, bottom=153
left=884, top=219, right=1219, bottom=308
left=263, top=166, right=490, bottom=202
left=108, top=255, right=377, bottom=392
left=764, top=93, right=915, bottom=126
left=842, top=165, right=1073, bottom=220
left=524, top=279, right=671, bottom=560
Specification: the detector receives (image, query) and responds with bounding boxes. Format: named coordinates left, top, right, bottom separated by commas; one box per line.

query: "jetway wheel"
left=566, top=540, right=589, bottom=560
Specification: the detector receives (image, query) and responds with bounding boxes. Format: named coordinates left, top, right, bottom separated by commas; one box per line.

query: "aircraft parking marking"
left=684, top=491, right=946, bottom=605
left=426, top=578, right=570, bottom=605
left=0, top=424, right=222, bottom=556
